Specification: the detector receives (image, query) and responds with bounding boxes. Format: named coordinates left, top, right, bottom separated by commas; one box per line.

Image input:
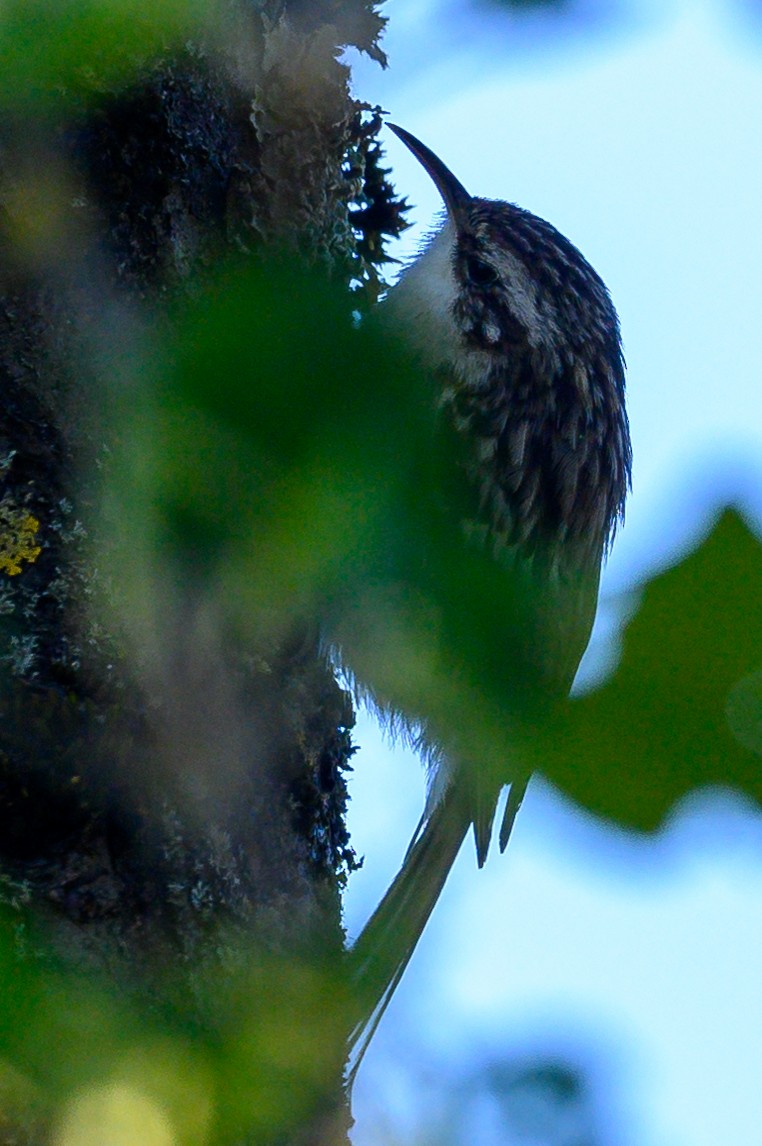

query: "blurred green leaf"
left=0, top=0, right=213, bottom=108
left=0, top=910, right=351, bottom=1143
left=536, top=510, right=762, bottom=829
left=125, top=257, right=436, bottom=608
left=110, top=257, right=551, bottom=803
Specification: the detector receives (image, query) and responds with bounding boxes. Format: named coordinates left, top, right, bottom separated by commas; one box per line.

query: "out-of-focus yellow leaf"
left=54, top=1084, right=177, bottom=1146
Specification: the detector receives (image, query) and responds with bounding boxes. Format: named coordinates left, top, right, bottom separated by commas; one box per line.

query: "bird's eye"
left=466, top=256, right=498, bottom=287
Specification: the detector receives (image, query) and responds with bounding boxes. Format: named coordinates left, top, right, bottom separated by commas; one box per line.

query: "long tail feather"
left=346, top=784, right=471, bottom=1085
left=346, top=773, right=530, bottom=1086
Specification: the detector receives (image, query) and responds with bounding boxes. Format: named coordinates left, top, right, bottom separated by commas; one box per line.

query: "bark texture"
left=0, top=2, right=403, bottom=1142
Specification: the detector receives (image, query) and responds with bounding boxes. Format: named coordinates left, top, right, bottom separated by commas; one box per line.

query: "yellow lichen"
left=0, top=505, right=42, bottom=576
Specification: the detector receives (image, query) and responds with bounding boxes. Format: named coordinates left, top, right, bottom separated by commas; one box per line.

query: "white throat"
left=381, top=220, right=460, bottom=372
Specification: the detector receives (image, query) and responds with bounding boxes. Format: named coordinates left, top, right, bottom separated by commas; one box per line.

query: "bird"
left=346, top=123, right=631, bottom=1082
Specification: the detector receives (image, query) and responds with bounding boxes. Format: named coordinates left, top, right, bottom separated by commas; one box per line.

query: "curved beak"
left=388, top=124, right=472, bottom=229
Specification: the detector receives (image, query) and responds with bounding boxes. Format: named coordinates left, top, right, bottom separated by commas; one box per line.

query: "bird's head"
left=385, top=123, right=631, bottom=558
left=387, top=123, right=623, bottom=388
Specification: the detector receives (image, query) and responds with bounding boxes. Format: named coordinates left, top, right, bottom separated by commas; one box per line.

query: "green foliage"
left=0, top=910, right=349, bottom=1144
left=536, top=509, right=762, bottom=828
left=0, top=0, right=214, bottom=108
left=110, top=257, right=551, bottom=808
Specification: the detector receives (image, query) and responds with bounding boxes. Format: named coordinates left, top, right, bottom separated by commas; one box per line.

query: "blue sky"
left=343, top=2, right=762, bottom=1143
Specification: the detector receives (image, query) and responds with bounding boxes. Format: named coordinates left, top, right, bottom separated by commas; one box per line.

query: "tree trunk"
left=0, top=3, right=399, bottom=1142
